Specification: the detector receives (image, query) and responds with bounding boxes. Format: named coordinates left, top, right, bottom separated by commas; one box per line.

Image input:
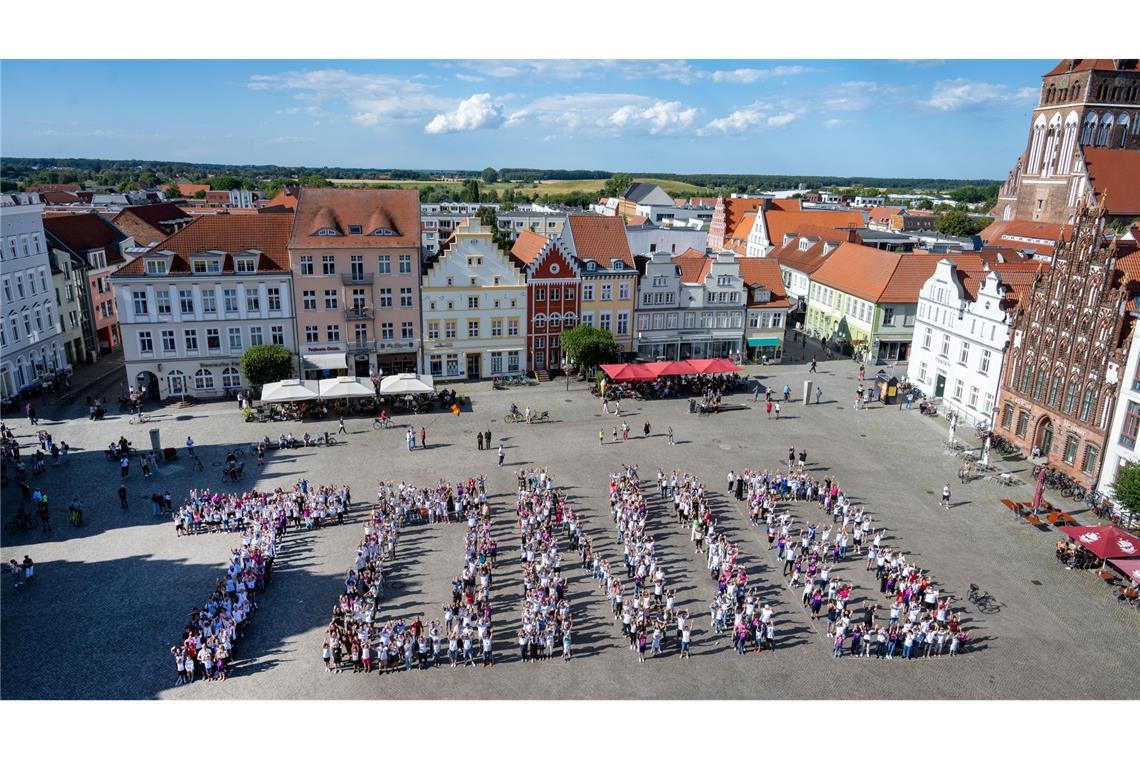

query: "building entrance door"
left=934, top=373, right=946, bottom=398
left=466, top=353, right=481, bottom=379
left=1039, top=419, right=1054, bottom=456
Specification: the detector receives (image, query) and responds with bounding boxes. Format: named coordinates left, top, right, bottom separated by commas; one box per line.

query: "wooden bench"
left=1001, top=499, right=1020, bottom=512
left=1095, top=569, right=1116, bottom=583
left=1025, top=513, right=1044, bottom=527
left=1059, top=512, right=1078, bottom=525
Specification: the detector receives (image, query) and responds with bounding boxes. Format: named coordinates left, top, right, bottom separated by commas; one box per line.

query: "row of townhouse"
left=108, top=188, right=793, bottom=400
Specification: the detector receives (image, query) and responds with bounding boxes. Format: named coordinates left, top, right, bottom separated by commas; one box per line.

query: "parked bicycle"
left=968, top=583, right=1002, bottom=614
left=127, top=412, right=153, bottom=425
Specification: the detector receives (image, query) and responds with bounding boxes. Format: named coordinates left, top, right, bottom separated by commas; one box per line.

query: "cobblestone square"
left=3, top=354, right=1138, bottom=699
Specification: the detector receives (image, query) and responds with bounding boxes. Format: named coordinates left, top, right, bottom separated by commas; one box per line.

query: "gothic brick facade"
left=994, top=59, right=1140, bottom=227
left=996, top=202, right=1133, bottom=489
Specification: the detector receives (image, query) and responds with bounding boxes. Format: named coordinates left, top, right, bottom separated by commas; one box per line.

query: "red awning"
left=1109, top=557, right=1140, bottom=583
left=599, top=363, right=656, bottom=381
left=685, top=359, right=719, bottom=373
left=643, top=360, right=696, bottom=377
left=1058, top=525, right=1140, bottom=559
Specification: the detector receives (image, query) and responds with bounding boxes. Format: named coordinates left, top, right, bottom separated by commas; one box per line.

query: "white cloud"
left=707, top=65, right=812, bottom=84
left=249, top=69, right=449, bottom=127
left=921, top=78, right=1038, bottom=111
left=824, top=118, right=849, bottom=128
left=505, top=93, right=699, bottom=137
left=455, top=73, right=484, bottom=83
left=698, top=102, right=799, bottom=135
left=822, top=81, right=886, bottom=111
left=424, top=93, right=505, bottom=135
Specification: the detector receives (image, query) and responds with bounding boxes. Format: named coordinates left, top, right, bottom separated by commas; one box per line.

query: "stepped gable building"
left=510, top=230, right=580, bottom=374
left=992, top=59, right=1140, bottom=228
left=996, top=202, right=1138, bottom=489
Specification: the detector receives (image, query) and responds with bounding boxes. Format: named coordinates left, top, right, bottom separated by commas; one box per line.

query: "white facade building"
left=420, top=221, right=527, bottom=380
left=908, top=259, right=1021, bottom=428
left=1098, top=306, right=1140, bottom=503
left=625, top=225, right=707, bottom=257
left=110, top=215, right=296, bottom=400
left=1, top=203, right=67, bottom=399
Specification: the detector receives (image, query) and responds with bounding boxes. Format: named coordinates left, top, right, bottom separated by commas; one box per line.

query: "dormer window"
left=372, top=227, right=397, bottom=236
left=315, top=228, right=340, bottom=236
left=587, top=261, right=596, bottom=271
left=192, top=259, right=222, bottom=274
left=799, top=239, right=810, bottom=251
left=235, top=258, right=257, bottom=273
left=145, top=259, right=167, bottom=275
left=613, top=261, right=624, bottom=270
left=348, top=225, right=362, bottom=234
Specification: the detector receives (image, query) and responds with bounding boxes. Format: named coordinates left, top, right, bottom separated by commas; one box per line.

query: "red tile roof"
left=265, top=187, right=300, bottom=210
left=736, top=257, right=791, bottom=309
left=176, top=183, right=210, bottom=197
left=869, top=206, right=905, bottom=224
left=1083, top=147, right=1140, bottom=216
left=725, top=213, right=756, bottom=253
left=40, top=190, right=82, bottom=204
left=27, top=183, right=81, bottom=193
left=566, top=215, right=636, bottom=268
left=510, top=229, right=550, bottom=266
left=115, top=214, right=293, bottom=276
left=723, top=198, right=764, bottom=236
left=1045, top=59, right=1139, bottom=75
left=111, top=202, right=193, bottom=239
left=42, top=213, right=128, bottom=264
left=290, top=188, right=420, bottom=248
left=627, top=215, right=650, bottom=227
left=675, top=247, right=708, bottom=260
left=675, top=255, right=712, bottom=284
left=764, top=208, right=865, bottom=248
left=812, top=243, right=982, bottom=303
left=689, top=196, right=718, bottom=207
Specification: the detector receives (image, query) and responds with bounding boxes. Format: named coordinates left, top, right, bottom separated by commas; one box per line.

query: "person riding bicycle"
left=323, top=431, right=334, bottom=446
left=225, top=450, right=237, bottom=467
left=510, top=403, right=520, bottom=417
left=782, top=384, right=791, bottom=401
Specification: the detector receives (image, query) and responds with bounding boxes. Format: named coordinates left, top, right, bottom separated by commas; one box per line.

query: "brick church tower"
left=996, top=200, right=1134, bottom=489
left=993, top=59, right=1140, bottom=227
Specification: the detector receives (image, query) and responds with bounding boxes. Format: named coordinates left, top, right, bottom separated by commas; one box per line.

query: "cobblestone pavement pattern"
left=3, top=352, right=1138, bottom=699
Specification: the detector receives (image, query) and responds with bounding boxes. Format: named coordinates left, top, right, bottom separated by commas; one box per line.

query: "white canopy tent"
left=318, top=375, right=376, bottom=399
left=378, top=373, right=435, bottom=395
left=259, top=379, right=320, bottom=403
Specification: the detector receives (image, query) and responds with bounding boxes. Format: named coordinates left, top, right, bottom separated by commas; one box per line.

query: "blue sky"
left=0, top=59, right=1051, bottom=179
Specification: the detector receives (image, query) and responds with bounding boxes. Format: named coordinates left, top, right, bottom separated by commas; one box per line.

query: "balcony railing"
left=349, top=339, right=377, bottom=351
left=341, top=272, right=374, bottom=285
left=344, top=307, right=372, bottom=320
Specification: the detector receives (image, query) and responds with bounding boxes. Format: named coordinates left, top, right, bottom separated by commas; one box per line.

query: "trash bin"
left=148, top=428, right=161, bottom=457
left=689, top=398, right=697, bottom=414
left=802, top=380, right=813, bottom=406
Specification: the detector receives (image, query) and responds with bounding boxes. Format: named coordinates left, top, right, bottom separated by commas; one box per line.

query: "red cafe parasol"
left=1109, top=557, right=1140, bottom=584
left=1057, top=524, right=1140, bottom=559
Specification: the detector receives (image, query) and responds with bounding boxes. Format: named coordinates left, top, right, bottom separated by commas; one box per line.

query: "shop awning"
left=260, top=379, right=320, bottom=402
left=302, top=353, right=347, bottom=371
left=747, top=337, right=782, bottom=347
left=318, top=376, right=376, bottom=399
left=379, top=373, right=435, bottom=395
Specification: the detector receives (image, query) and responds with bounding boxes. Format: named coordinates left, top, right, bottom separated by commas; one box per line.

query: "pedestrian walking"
left=337, top=417, right=347, bottom=435
left=774, top=401, right=781, bottom=419
left=905, top=391, right=914, bottom=410
left=26, top=403, right=38, bottom=425
left=420, top=427, right=427, bottom=449
left=602, top=398, right=610, bottom=415
left=21, top=555, right=34, bottom=583
left=484, top=429, right=491, bottom=448
left=141, top=453, right=151, bottom=478
left=612, top=426, right=619, bottom=443
left=119, top=483, right=129, bottom=510
left=765, top=400, right=773, bottom=418
left=858, top=364, right=865, bottom=381
left=666, top=427, right=675, bottom=445
left=809, top=358, right=817, bottom=373
left=120, top=454, right=130, bottom=479
left=497, top=444, right=504, bottom=467
left=815, top=386, right=823, bottom=405
left=477, top=432, right=484, bottom=450
left=614, top=399, right=622, bottom=416
left=942, top=483, right=952, bottom=510
left=599, top=429, right=605, bottom=446
left=753, top=384, right=761, bottom=402
left=643, top=421, right=651, bottom=437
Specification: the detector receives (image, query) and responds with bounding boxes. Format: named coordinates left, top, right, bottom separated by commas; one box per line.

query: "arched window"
left=194, top=368, right=215, bottom=390
left=1117, top=113, right=1130, bottom=147
left=1059, top=112, right=1079, bottom=171
left=563, top=312, right=576, bottom=327
left=1019, top=364, right=1033, bottom=394
left=166, top=370, right=186, bottom=395
left=534, top=313, right=546, bottom=330
left=1033, top=367, right=1048, bottom=400
left=548, top=313, right=561, bottom=329
left=1080, top=112, right=1098, bottom=145
left=222, top=367, right=241, bottom=388
left=1027, top=114, right=1047, bottom=173
left=1097, top=113, right=1114, bottom=146
left=1079, top=385, right=1096, bottom=421
left=1041, top=113, right=1063, bottom=176
left=1063, top=381, right=1079, bottom=414
left=1048, top=374, right=1063, bottom=408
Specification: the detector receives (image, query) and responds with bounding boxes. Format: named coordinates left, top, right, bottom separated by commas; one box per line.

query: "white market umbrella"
left=318, top=375, right=376, bottom=400
left=378, top=373, right=435, bottom=395
left=260, top=379, right=320, bottom=402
